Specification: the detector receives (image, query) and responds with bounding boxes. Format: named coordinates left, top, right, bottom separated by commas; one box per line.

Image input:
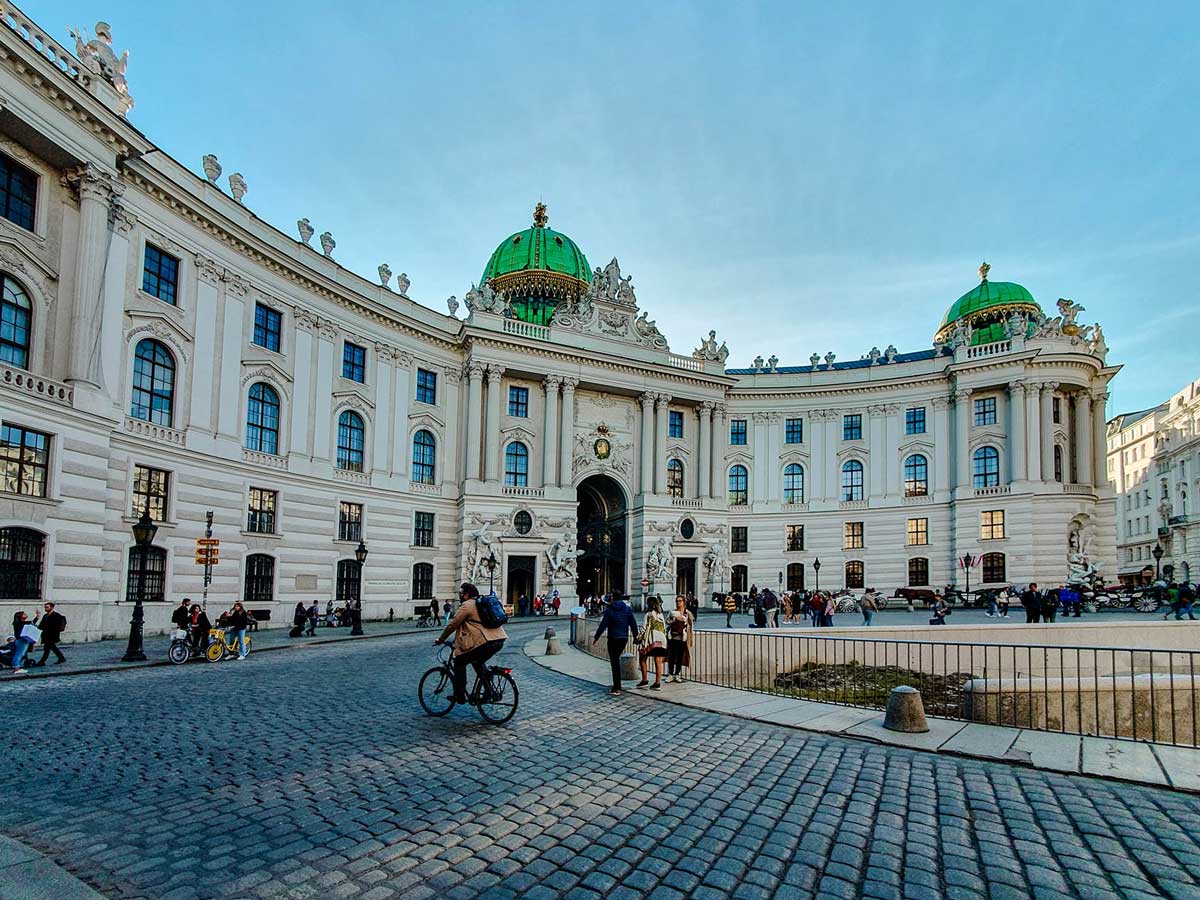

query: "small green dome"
left=934, top=263, right=1042, bottom=345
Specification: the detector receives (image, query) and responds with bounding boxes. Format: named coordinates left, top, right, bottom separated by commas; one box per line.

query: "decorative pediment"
left=241, top=360, right=293, bottom=391
left=125, top=313, right=191, bottom=363
left=969, top=428, right=1007, bottom=451
left=501, top=424, right=537, bottom=444
left=665, top=440, right=692, bottom=458
left=0, top=237, right=58, bottom=301
left=898, top=437, right=935, bottom=456
left=332, top=390, right=374, bottom=417
left=836, top=445, right=869, bottom=462
left=778, top=448, right=811, bottom=464
left=725, top=449, right=753, bottom=466
left=548, top=258, right=670, bottom=352
left=409, top=409, right=445, bottom=429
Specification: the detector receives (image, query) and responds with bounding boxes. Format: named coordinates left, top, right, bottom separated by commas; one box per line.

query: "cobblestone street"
left=3, top=624, right=1200, bottom=900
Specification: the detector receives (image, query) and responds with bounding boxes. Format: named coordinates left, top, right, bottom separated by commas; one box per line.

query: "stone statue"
left=466, top=522, right=496, bottom=582
left=70, top=22, right=131, bottom=103
left=546, top=534, right=583, bottom=580
left=703, top=541, right=731, bottom=578
left=319, top=232, right=336, bottom=258
left=378, top=263, right=392, bottom=288
left=823, top=352, right=836, bottom=369
left=884, top=344, right=897, bottom=363
left=1067, top=520, right=1100, bottom=585
left=201, top=154, right=221, bottom=184
left=464, top=281, right=504, bottom=314
left=589, top=258, right=637, bottom=305
left=227, top=173, right=247, bottom=204
left=752, top=355, right=764, bottom=372
left=950, top=319, right=973, bottom=349
left=297, top=218, right=314, bottom=244
left=1005, top=311, right=1028, bottom=339
left=868, top=347, right=881, bottom=365
left=692, top=330, right=730, bottom=363
left=767, top=354, right=778, bottom=372
left=810, top=353, right=820, bottom=368
left=1088, top=323, right=1107, bottom=357
left=1057, top=297, right=1086, bottom=334
left=446, top=296, right=459, bottom=316
left=646, top=538, right=674, bottom=583
left=633, top=311, right=668, bottom=349
left=396, top=273, right=410, bottom=295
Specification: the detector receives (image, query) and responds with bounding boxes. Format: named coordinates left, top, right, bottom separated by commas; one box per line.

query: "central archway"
left=576, top=474, right=627, bottom=599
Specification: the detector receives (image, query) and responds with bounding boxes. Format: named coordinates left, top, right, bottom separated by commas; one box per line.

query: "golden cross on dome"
left=533, top=202, right=548, bottom=228
left=978, top=261, right=991, bottom=283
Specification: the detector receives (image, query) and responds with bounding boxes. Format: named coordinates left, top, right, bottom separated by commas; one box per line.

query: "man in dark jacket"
left=35, top=602, right=67, bottom=666
left=1021, top=583, right=1042, bottom=624
left=171, top=598, right=191, bottom=631
left=592, top=595, right=639, bottom=696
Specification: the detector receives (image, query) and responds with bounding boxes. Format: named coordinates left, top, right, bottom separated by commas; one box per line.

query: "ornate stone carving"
left=752, top=411, right=769, bottom=423
left=809, top=353, right=820, bottom=368
left=464, top=282, right=505, bottom=314
left=1057, top=298, right=1086, bottom=334
left=108, top=201, right=135, bottom=235
left=0, top=242, right=56, bottom=301
left=633, top=311, right=668, bottom=350
left=297, top=218, right=314, bottom=245
left=240, top=365, right=291, bottom=389
left=125, top=322, right=188, bottom=364
left=317, top=319, right=338, bottom=341
left=884, top=344, right=897, bottom=363
left=62, top=164, right=122, bottom=204
left=693, top=330, right=730, bottom=362
left=949, top=318, right=973, bottom=348
left=486, top=364, right=504, bottom=384
left=752, top=355, right=764, bottom=371
left=69, top=21, right=132, bottom=112
left=1005, top=311, right=1029, bottom=338
left=561, top=377, right=579, bottom=392
left=221, top=272, right=249, bottom=298
left=590, top=258, right=637, bottom=306
left=465, top=522, right=497, bottom=583
left=378, top=263, right=392, bottom=288
left=703, top=540, right=732, bottom=578
left=446, top=296, right=459, bottom=316
left=442, top=365, right=461, bottom=384
left=1088, top=323, right=1107, bottom=358
left=646, top=538, right=674, bottom=582
left=227, top=173, right=247, bottom=204
left=319, top=232, right=335, bottom=258
left=396, top=273, right=411, bottom=295
left=465, top=361, right=485, bottom=380
left=201, top=154, right=221, bottom=183
left=598, top=308, right=628, bottom=337
left=373, top=342, right=396, bottom=364
left=823, top=352, right=836, bottom=369
left=1067, top=517, right=1101, bottom=585
left=767, top=354, right=779, bottom=372
left=868, top=347, right=881, bottom=365
left=546, top=534, right=583, bottom=580
left=543, top=374, right=562, bottom=393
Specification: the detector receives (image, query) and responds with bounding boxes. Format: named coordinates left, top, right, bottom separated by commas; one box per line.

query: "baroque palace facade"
left=0, top=9, right=1118, bottom=635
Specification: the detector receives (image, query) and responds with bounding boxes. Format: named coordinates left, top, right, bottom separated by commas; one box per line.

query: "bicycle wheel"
left=168, top=641, right=190, bottom=665
left=205, top=642, right=225, bottom=662
left=477, top=671, right=519, bottom=725
left=418, top=666, right=456, bottom=716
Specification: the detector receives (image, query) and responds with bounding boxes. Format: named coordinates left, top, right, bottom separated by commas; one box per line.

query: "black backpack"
left=475, top=594, right=509, bottom=629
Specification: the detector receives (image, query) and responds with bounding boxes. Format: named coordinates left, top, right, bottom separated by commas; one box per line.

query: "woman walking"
left=227, top=601, right=251, bottom=659
left=823, top=592, right=836, bottom=627
left=666, top=596, right=692, bottom=683
left=637, top=597, right=668, bottom=689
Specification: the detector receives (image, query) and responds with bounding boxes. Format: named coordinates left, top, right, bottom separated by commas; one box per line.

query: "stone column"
left=100, top=204, right=133, bottom=401
left=483, top=364, right=503, bottom=483
left=1040, top=382, right=1058, bottom=481
left=884, top=404, right=900, bottom=496
left=868, top=407, right=885, bottom=497
left=464, top=362, right=484, bottom=481
left=66, top=166, right=119, bottom=391
left=559, top=377, right=578, bottom=488
left=932, top=397, right=951, bottom=494
left=697, top=402, right=713, bottom=499
left=1008, top=380, right=1027, bottom=482
left=1092, top=391, right=1109, bottom=489
left=954, top=388, right=971, bottom=490
left=711, top=405, right=727, bottom=501
left=442, top=367, right=461, bottom=487
left=371, top=345, right=394, bottom=478
left=655, top=394, right=671, bottom=495
left=310, top=318, right=336, bottom=460
left=192, top=260, right=224, bottom=436
left=392, top=353, right=413, bottom=477
left=639, top=393, right=655, bottom=495
left=1075, top=389, right=1093, bottom=485
left=1025, top=382, right=1042, bottom=482
left=541, top=375, right=561, bottom=487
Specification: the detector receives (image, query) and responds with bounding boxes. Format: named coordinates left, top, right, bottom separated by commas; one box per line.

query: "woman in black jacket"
left=226, top=602, right=251, bottom=659
left=188, top=604, right=212, bottom=653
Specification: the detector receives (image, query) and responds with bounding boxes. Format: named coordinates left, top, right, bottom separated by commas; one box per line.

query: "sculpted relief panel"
left=572, top=391, right=637, bottom=480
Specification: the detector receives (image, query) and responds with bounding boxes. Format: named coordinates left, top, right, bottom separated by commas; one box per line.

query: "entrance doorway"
left=675, top=558, right=696, bottom=598
left=506, top=555, right=535, bottom=611
left=576, top=474, right=627, bottom=599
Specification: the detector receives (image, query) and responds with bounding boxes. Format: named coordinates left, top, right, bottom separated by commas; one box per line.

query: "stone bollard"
left=546, top=635, right=562, bottom=655
left=882, top=685, right=929, bottom=733
left=544, top=627, right=556, bottom=640
left=620, top=653, right=639, bottom=681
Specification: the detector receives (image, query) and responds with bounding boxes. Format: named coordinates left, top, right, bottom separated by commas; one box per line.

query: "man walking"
left=306, top=601, right=320, bottom=636
left=592, top=594, right=638, bottom=696
left=1021, top=583, right=1042, bottom=624
left=722, top=593, right=737, bottom=628
left=34, top=602, right=67, bottom=666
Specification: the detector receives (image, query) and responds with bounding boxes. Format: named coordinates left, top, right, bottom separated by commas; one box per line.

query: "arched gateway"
left=576, top=474, right=627, bottom=599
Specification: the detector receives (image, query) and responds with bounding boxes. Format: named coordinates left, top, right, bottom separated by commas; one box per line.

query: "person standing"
left=636, top=597, right=669, bottom=689
left=929, top=594, right=949, bottom=625
left=861, top=589, right=879, bottom=626
left=1021, top=583, right=1042, bottom=624
left=33, top=602, right=66, bottom=666
left=666, top=596, right=693, bottom=683
left=292, top=601, right=307, bottom=637
left=1041, top=588, right=1059, bottom=624
left=592, top=594, right=638, bottom=696
left=822, top=593, right=836, bottom=627
left=722, top=593, right=737, bottom=628
left=306, top=601, right=320, bottom=637
left=997, top=587, right=1011, bottom=618
left=171, top=598, right=191, bottom=632
left=8, top=611, right=37, bottom=673
left=226, top=601, right=251, bottom=659
left=552, top=592, right=562, bottom=616
left=1175, top=582, right=1197, bottom=620
left=442, top=598, right=453, bottom=626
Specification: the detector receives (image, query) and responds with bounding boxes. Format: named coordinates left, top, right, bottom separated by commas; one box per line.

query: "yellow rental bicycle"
left=205, top=627, right=251, bottom=662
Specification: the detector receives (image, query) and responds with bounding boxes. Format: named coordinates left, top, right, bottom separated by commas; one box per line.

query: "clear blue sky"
left=44, top=1, right=1199, bottom=414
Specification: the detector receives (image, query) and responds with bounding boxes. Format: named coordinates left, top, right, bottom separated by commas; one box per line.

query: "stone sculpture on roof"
left=70, top=21, right=131, bottom=108
left=693, top=330, right=730, bottom=363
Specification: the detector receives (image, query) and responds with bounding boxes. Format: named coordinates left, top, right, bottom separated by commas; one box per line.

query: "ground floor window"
left=908, top=557, right=929, bottom=587
left=731, top=564, right=748, bottom=593
left=413, top=562, right=434, bottom=600
left=845, top=560, right=864, bottom=590
left=243, top=554, right=275, bottom=605
left=125, top=544, right=167, bottom=602
left=982, top=552, right=1006, bottom=583
left=336, top=558, right=362, bottom=605
left=0, top=526, right=44, bottom=599
left=786, top=562, right=804, bottom=591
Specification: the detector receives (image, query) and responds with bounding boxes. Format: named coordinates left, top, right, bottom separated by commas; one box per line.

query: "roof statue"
left=378, top=263, right=392, bottom=288
left=464, top=281, right=505, bottom=314
left=227, top=173, right=247, bottom=204
left=319, top=231, right=335, bottom=258
left=767, top=354, right=778, bottom=372
left=446, top=296, right=459, bottom=316
left=692, top=330, right=730, bottom=363
left=297, top=218, right=314, bottom=245
left=591, top=258, right=637, bottom=307
left=978, top=260, right=991, bottom=282
left=884, top=344, right=897, bottom=362
left=395, top=273, right=410, bottom=295
left=1056, top=298, right=1086, bottom=334
left=201, top=154, right=221, bottom=184
left=868, top=347, right=881, bottom=365
left=533, top=201, right=549, bottom=228
left=69, top=21, right=132, bottom=112
left=752, top=355, right=764, bottom=372
left=810, top=353, right=820, bottom=368
left=823, top=352, right=836, bottom=369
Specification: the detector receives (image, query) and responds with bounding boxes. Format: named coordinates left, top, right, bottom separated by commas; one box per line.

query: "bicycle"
left=205, top=627, right=251, bottom=662
left=418, top=641, right=519, bottom=724
left=415, top=611, right=439, bottom=628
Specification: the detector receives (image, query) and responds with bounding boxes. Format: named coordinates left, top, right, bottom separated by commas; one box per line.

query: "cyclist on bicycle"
left=435, top=582, right=507, bottom=703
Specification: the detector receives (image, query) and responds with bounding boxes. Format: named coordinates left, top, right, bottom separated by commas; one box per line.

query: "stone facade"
left=0, top=7, right=1118, bottom=636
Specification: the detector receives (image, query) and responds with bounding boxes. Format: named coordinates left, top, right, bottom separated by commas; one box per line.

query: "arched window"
left=243, top=554, right=275, bottom=604
left=1053, top=445, right=1064, bottom=483
left=786, top=562, right=805, bottom=591
left=125, top=544, right=167, bottom=603
left=841, top=460, right=864, bottom=501
left=728, top=465, right=748, bottom=505
left=0, top=526, right=44, bottom=599
left=844, top=560, right=865, bottom=590
left=667, top=459, right=684, bottom=498
left=0, top=274, right=32, bottom=369
left=783, top=463, right=805, bottom=504
left=130, top=339, right=175, bottom=427
left=731, top=564, right=748, bottom=594
left=908, top=557, right=929, bottom=587
left=904, top=454, right=928, bottom=497
left=336, top=411, right=365, bottom=471
left=336, top=558, right=362, bottom=606
left=245, top=383, right=280, bottom=455
left=982, top=552, right=1006, bottom=583
left=504, top=441, right=529, bottom=487
left=412, top=429, right=436, bottom=485
left=413, top=562, right=434, bottom=600
left=973, top=446, right=1000, bottom=488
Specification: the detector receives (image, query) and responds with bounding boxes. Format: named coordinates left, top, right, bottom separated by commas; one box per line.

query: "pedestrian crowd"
left=512, top=591, right=562, bottom=617
left=3, top=602, right=67, bottom=674
left=592, top=592, right=696, bottom=695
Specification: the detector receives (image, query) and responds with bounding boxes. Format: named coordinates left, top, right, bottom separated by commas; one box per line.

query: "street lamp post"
left=813, top=558, right=821, bottom=594
left=122, top=505, right=157, bottom=662
left=1153, top=543, right=1164, bottom=581
left=484, top=551, right=498, bottom=596
left=351, top=540, right=368, bottom=635
left=961, top=553, right=975, bottom=602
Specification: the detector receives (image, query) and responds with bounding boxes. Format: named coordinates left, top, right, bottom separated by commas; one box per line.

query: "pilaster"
left=542, top=375, right=562, bottom=487
left=483, top=364, right=503, bottom=483
left=559, top=377, right=578, bottom=489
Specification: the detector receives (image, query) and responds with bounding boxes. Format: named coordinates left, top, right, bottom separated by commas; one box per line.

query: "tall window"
left=1053, top=446, right=1064, bottom=483
left=981, top=509, right=1005, bottom=540
left=141, top=245, right=179, bottom=305
left=730, top=419, right=747, bottom=445
left=342, top=342, right=366, bottom=382
left=0, top=152, right=36, bottom=231
left=413, top=562, right=434, bottom=600
left=252, top=303, right=282, bottom=352
left=336, top=411, right=365, bottom=471
left=504, top=442, right=529, bottom=487
left=908, top=558, right=929, bottom=587
left=904, top=454, right=928, bottom=497
left=247, top=487, right=277, bottom=534
left=415, top=368, right=437, bottom=404
left=243, top=554, right=275, bottom=604
left=731, top=564, right=748, bottom=593
left=785, top=418, right=803, bottom=444
left=843, top=521, right=864, bottom=549
left=844, top=561, right=864, bottom=590
left=1052, top=397, right=1062, bottom=424
left=973, top=447, right=1000, bottom=488
left=507, top=386, right=528, bottom=417
left=786, top=524, right=804, bottom=552
left=728, top=465, right=748, bottom=505
left=125, top=544, right=167, bottom=603
left=336, top=558, right=362, bottom=606
left=843, top=414, right=862, bottom=441
left=132, top=465, right=170, bottom=521
left=731, top=526, right=748, bottom=554
left=0, top=274, right=32, bottom=369
left=974, top=397, right=997, bottom=426
left=245, top=383, right=280, bottom=455
left=1, top=423, right=49, bottom=498
left=982, top=552, right=1006, bottom=583
left=841, top=460, right=864, bottom=501
left=783, top=463, right=804, bottom=504
left=412, top=430, right=436, bottom=484
left=338, top=501, right=363, bottom=542
left=414, top=511, right=434, bottom=548
left=668, top=410, right=684, bottom=439
left=130, top=339, right=175, bottom=427
left=666, top=459, right=684, bottom=498
left=786, top=563, right=804, bottom=591
left=905, top=407, right=926, bottom=435
left=906, top=517, right=928, bottom=546
left=0, top=527, right=44, bottom=599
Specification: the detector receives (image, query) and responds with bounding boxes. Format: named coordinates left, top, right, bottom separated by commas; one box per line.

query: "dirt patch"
left=774, top=661, right=973, bottom=717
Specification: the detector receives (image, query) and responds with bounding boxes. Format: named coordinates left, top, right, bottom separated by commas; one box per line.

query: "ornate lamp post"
left=483, top=551, right=498, bottom=596
left=350, top=540, right=368, bottom=635
left=1152, top=543, right=1164, bottom=581
left=813, top=558, right=821, bottom=594
left=122, top=505, right=157, bottom=662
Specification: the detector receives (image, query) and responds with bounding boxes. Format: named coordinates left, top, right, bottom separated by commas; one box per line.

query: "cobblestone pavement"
left=3, top=624, right=1200, bottom=900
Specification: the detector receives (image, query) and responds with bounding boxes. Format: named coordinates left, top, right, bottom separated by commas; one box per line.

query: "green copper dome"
left=934, top=263, right=1042, bottom=345
left=480, top=204, right=590, bottom=325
